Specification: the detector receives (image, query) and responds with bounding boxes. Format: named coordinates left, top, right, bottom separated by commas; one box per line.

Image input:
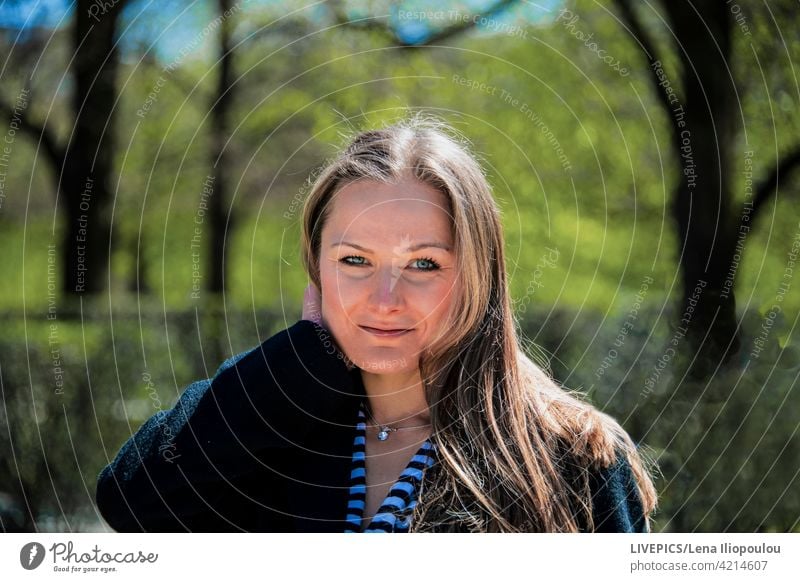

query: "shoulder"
left=212, top=319, right=346, bottom=382
left=586, top=451, right=649, bottom=533
left=205, top=319, right=362, bottom=433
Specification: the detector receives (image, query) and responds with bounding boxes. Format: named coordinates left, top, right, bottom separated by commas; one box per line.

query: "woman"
left=96, top=117, right=657, bottom=533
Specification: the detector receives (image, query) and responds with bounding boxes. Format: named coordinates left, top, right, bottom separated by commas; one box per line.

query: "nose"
left=367, top=265, right=404, bottom=314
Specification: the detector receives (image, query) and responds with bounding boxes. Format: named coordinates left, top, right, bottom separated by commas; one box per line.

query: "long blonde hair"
left=301, top=115, right=658, bottom=532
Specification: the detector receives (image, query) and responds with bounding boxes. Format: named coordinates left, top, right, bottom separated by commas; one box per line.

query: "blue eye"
left=340, top=256, right=368, bottom=267
left=339, top=256, right=441, bottom=271
left=411, top=257, right=440, bottom=271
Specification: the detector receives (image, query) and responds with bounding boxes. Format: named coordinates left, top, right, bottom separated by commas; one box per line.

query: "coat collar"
left=286, top=367, right=366, bottom=533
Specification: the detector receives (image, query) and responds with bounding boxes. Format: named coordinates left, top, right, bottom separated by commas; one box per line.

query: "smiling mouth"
left=359, top=326, right=413, bottom=337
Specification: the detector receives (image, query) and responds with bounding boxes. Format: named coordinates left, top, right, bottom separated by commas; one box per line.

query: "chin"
left=352, top=352, right=416, bottom=374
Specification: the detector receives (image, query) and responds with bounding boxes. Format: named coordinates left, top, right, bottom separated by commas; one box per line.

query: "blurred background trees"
left=0, top=0, right=798, bottom=532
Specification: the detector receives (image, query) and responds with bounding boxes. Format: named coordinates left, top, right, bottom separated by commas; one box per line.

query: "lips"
left=359, top=325, right=413, bottom=337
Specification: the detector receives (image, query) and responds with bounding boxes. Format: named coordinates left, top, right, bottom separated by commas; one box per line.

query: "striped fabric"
left=343, top=400, right=437, bottom=533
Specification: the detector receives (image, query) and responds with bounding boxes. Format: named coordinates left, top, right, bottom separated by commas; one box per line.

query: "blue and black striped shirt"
left=343, top=400, right=437, bottom=533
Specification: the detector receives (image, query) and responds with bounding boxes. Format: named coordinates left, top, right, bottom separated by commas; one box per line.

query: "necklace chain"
left=364, top=404, right=431, bottom=441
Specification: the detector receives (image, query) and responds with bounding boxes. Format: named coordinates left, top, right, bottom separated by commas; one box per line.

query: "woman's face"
left=319, top=177, right=459, bottom=376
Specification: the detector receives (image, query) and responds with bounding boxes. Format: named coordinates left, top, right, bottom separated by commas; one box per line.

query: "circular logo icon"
left=20, top=542, right=46, bottom=570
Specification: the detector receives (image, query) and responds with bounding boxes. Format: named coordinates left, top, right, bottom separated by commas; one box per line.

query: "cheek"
left=423, top=278, right=459, bottom=318
left=319, top=268, right=358, bottom=321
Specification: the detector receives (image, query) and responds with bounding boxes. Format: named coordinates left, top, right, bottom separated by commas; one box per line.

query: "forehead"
left=323, top=178, right=453, bottom=243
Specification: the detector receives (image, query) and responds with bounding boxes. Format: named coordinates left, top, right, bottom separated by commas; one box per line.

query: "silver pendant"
left=377, top=427, right=391, bottom=441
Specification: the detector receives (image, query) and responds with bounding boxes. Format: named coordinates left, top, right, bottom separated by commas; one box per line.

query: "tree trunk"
left=61, top=1, right=123, bottom=295
left=209, top=0, right=235, bottom=295
left=663, top=0, right=740, bottom=376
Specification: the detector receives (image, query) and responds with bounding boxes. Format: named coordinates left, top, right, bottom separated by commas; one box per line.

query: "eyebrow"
left=331, top=241, right=453, bottom=253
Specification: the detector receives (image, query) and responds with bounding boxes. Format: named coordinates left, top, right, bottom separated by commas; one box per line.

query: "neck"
left=360, top=368, right=431, bottom=427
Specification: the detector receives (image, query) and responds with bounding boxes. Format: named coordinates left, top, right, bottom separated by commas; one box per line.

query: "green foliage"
left=561, top=306, right=800, bottom=532
left=1, top=0, right=798, bottom=532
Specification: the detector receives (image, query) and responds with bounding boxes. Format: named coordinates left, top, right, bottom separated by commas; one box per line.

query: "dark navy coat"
left=96, top=320, right=648, bottom=533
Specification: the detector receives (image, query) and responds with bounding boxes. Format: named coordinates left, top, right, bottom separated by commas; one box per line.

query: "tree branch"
left=413, top=0, right=519, bottom=47
left=329, top=0, right=519, bottom=47
left=0, top=99, right=65, bottom=174
left=748, top=145, right=800, bottom=226
left=325, top=4, right=396, bottom=44
left=612, top=0, right=679, bottom=144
